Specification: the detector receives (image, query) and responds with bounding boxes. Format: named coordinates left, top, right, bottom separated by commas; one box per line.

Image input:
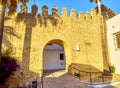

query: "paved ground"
left=88, top=83, right=120, bottom=88
left=37, top=70, right=120, bottom=88
left=105, top=84, right=120, bottom=88
left=37, top=70, right=88, bottom=88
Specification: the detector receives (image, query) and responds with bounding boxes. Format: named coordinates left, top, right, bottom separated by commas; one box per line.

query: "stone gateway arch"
left=3, top=4, right=108, bottom=77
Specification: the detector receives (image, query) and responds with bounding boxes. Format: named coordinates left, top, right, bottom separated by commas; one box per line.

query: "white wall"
left=43, top=44, right=66, bottom=70
left=106, top=14, right=120, bottom=74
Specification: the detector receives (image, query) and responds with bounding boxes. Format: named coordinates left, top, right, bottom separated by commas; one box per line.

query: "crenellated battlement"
left=4, top=4, right=99, bottom=33
left=18, top=4, right=97, bottom=21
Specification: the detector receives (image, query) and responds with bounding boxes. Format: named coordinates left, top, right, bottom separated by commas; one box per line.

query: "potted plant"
left=74, top=72, right=80, bottom=78
left=109, top=65, right=115, bottom=75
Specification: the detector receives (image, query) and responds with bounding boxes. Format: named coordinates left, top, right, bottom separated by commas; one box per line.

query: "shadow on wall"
left=5, top=4, right=63, bottom=88
left=37, top=5, right=63, bottom=27
left=16, top=4, right=38, bottom=70
left=3, top=25, right=20, bottom=49
left=15, top=4, right=63, bottom=70
left=2, top=24, right=39, bottom=88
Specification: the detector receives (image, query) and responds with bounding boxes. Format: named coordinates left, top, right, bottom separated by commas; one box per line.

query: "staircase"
left=37, top=70, right=88, bottom=88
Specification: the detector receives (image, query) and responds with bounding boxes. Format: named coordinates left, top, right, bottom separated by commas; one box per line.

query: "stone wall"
left=3, top=4, right=104, bottom=77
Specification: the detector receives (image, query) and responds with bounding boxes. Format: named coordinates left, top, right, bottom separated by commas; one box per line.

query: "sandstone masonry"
left=3, top=4, right=104, bottom=77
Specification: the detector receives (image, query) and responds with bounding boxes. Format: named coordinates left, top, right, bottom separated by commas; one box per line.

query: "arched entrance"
left=43, top=43, right=65, bottom=71
left=42, top=39, right=71, bottom=72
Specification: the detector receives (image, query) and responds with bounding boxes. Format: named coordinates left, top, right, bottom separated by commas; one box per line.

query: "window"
left=60, top=53, right=64, bottom=60
left=113, top=32, right=120, bottom=50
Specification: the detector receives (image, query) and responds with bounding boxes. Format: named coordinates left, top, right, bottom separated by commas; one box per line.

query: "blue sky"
left=17, top=0, right=120, bottom=14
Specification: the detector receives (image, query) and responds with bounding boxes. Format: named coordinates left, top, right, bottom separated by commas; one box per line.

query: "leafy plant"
left=109, top=65, right=115, bottom=73
left=0, top=50, right=19, bottom=85
left=0, top=49, right=12, bottom=61
left=74, top=72, right=80, bottom=77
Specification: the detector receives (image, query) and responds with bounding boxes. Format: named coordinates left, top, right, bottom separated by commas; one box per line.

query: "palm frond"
left=89, top=0, right=101, bottom=3
left=89, top=0, right=94, bottom=3
left=19, top=0, right=29, bottom=3
left=0, top=0, right=7, bottom=6
left=7, top=0, right=18, bottom=8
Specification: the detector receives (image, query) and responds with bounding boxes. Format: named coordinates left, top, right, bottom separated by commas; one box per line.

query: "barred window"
left=113, top=32, right=120, bottom=50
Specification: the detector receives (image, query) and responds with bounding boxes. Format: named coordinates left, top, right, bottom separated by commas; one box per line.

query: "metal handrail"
left=66, top=63, right=105, bottom=84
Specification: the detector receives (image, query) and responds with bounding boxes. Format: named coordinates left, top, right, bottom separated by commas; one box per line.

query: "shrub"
left=0, top=50, right=19, bottom=85
left=109, top=65, right=115, bottom=73
left=74, top=72, right=80, bottom=77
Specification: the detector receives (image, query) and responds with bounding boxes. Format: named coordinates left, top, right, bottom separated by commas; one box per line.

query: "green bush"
left=109, top=65, right=115, bottom=73
left=74, top=72, right=80, bottom=77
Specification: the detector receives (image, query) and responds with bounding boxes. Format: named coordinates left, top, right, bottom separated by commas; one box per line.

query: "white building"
left=106, top=14, right=120, bottom=74
left=43, top=44, right=66, bottom=71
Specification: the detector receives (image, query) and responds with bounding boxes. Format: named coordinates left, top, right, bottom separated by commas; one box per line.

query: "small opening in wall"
left=60, top=53, right=64, bottom=60
left=112, top=26, right=115, bottom=28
